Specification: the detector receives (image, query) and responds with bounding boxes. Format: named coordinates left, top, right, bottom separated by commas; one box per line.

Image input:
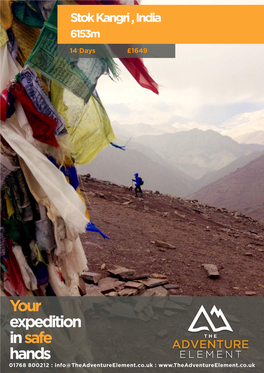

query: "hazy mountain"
left=241, top=143, right=264, bottom=152
left=112, top=108, right=264, bottom=144
left=112, top=119, right=220, bottom=139
left=189, top=154, right=264, bottom=221
left=79, top=128, right=264, bottom=199
left=79, top=145, right=195, bottom=197
left=127, top=141, right=194, bottom=185
left=112, top=121, right=180, bottom=138
left=195, top=151, right=264, bottom=189
left=79, top=129, right=263, bottom=198
left=134, top=129, right=254, bottom=179
left=235, top=131, right=264, bottom=145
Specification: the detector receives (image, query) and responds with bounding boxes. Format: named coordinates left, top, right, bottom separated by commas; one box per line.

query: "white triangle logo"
left=188, top=305, right=233, bottom=333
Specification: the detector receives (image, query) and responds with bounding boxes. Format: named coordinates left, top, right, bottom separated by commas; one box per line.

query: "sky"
left=96, top=1, right=264, bottom=137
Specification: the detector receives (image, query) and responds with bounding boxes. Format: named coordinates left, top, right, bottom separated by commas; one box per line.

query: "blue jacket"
left=133, top=174, right=141, bottom=187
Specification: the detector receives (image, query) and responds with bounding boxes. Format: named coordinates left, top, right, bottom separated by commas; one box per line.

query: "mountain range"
left=189, top=154, right=264, bottom=221
left=195, top=150, right=264, bottom=190
left=112, top=108, right=264, bottom=145
left=80, top=128, right=264, bottom=220
left=133, top=129, right=257, bottom=179
left=235, top=131, right=264, bottom=145
left=80, top=144, right=194, bottom=197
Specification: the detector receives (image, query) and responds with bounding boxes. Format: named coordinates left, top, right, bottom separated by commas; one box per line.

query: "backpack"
left=139, top=177, right=144, bottom=186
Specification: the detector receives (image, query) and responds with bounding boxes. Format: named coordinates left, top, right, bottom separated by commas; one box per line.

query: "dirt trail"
left=80, top=176, right=264, bottom=296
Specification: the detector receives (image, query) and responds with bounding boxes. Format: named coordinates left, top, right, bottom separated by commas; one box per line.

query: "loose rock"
left=137, top=278, right=169, bottom=288
left=156, top=329, right=168, bottom=338
left=119, top=288, right=139, bottom=296
left=78, top=278, right=87, bottom=296
left=84, top=284, right=104, bottom=297
left=125, top=281, right=145, bottom=290
left=164, top=310, right=176, bottom=317
left=164, top=284, right=180, bottom=290
left=151, top=286, right=168, bottom=296
left=150, top=273, right=168, bottom=279
left=108, top=266, right=135, bottom=280
left=174, top=211, right=186, bottom=218
left=105, top=291, right=118, bottom=296
left=139, top=289, right=157, bottom=297
left=202, top=264, right=219, bottom=278
left=155, top=240, right=176, bottom=249
left=81, top=271, right=102, bottom=284
left=99, top=277, right=125, bottom=294
left=123, top=200, right=132, bottom=206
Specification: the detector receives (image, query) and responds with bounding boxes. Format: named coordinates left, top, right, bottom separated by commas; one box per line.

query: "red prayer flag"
left=9, top=82, right=59, bottom=148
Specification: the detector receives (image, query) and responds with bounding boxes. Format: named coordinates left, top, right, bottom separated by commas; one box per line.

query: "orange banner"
left=58, top=5, right=264, bottom=44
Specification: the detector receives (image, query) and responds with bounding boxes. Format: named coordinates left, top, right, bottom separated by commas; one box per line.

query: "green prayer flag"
left=26, top=1, right=115, bottom=103
left=12, top=1, right=45, bottom=28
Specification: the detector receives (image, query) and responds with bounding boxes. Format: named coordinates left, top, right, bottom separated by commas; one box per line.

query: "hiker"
left=132, top=173, right=143, bottom=197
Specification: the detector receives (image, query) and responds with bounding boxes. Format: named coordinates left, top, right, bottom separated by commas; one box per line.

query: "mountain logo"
left=188, top=305, right=233, bottom=333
